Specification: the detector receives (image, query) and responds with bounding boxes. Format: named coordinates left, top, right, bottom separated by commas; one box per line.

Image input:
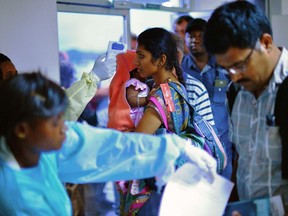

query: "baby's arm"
left=126, top=85, right=148, bottom=108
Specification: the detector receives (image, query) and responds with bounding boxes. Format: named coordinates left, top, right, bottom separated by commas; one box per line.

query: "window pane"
left=57, top=12, right=124, bottom=79
left=130, top=9, right=175, bottom=36
left=114, top=0, right=182, bottom=7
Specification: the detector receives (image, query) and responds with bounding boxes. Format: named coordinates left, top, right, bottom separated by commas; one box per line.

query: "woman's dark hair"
left=137, top=27, right=185, bottom=86
left=0, top=53, right=12, bottom=81
left=0, top=72, right=68, bottom=138
left=204, top=1, right=272, bottom=54
left=170, top=31, right=184, bottom=55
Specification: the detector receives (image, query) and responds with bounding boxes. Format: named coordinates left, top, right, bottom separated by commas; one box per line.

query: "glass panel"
left=189, top=11, right=213, bottom=20
left=130, top=9, right=175, bottom=36
left=57, top=12, right=124, bottom=79
left=114, top=0, right=181, bottom=7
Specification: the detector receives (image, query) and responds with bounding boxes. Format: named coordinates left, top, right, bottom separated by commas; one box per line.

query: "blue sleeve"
left=57, top=121, right=185, bottom=183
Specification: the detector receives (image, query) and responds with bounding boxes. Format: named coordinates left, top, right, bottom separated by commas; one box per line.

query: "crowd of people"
left=0, top=1, right=287, bottom=216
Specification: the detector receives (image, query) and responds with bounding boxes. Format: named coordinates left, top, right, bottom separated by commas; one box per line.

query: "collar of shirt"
left=267, top=47, right=288, bottom=94
left=187, top=54, right=217, bottom=75
left=0, top=137, right=21, bottom=170
left=272, top=47, right=288, bottom=83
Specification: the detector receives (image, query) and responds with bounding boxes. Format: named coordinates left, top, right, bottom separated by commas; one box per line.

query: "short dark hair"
left=0, top=72, right=68, bottom=138
left=204, top=1, right=272, bottom=54
left=131, top=33, right=137, bottom=40
left=0, top=53, right=11, bottom=64
left=186, top=18, right=207, bottom=33
left=170, top=31, right=184, bottom=54
left=174, top=15, right=193, bottom=25
left=0, top=53, right=12, bottom=81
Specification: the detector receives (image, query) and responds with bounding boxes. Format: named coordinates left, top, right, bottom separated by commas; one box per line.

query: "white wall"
left=189, top=0, right=264, bottom=11
left=0, top=0, right=60, bottom=83
left=189, top=0, right=288, bottom=48
left=189, top=0, right=235, bottom=11
left=270, top=0, right=288, bottom=48
left=283, top=0, right=288, bottom=14
left=271, top=16, right=288, bottom=48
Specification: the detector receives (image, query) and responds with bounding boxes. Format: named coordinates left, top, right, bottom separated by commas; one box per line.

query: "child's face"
left=131, top=68, right=146, bottom=82
left=22, top=113, right=67, bottom=152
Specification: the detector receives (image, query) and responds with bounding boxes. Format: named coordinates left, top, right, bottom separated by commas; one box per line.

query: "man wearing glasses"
left=204, top=1, right=288, bottom=214
left=182, top=18, right=233, bottom=180
left=220, top=42, right=255, bottom=76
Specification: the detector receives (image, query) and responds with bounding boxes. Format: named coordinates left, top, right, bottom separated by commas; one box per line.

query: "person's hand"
left=90, top=53, right=116, bottom=81
left=182, top=142, right=217, bottom=183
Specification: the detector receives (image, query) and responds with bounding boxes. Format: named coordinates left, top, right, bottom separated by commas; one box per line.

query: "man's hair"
left=174, top=15, right=193, bottom=25
left=131, top=33, right=137, bottom=41
left=170, top=31, right=184, bottom=54
left=186, top=18, right=207, bottom=33
left=0, top=53, right=12, bottom=81
left=204, top=1, right=272, bottom=54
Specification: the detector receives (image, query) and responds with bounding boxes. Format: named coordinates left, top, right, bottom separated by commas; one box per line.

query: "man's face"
left=0, top=61, right=17, bottom=80
left=215, top=44, right=271, bottom=95
left=185, top=30, right=206, bottom=56
left=131, top=38, right=137, bottom=50
left=174, top=21, right=188, bottom=40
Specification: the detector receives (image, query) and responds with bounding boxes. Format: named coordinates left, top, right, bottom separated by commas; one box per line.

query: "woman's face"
left=22, top=113, right=67, bottom=152
left=0, top=61, right=17, bottom=80
left=134, top=45, right=160, bottom=78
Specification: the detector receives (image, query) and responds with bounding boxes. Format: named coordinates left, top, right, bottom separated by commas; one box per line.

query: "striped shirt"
left=185, top=74, right=215, bottom=125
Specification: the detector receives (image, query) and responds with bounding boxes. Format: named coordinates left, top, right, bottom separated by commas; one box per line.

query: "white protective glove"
left=182, top=141, right=217, bottom=183
left=90, top=53, right=117, bottom=82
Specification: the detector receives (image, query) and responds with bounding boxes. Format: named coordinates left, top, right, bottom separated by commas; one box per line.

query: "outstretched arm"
left=57, top=122, right=216, bottom=185
left=64, top=54, right=116, bottom=121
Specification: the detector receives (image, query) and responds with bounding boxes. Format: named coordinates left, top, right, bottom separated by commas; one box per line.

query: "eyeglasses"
left=220, top=39, right=260, bottom=75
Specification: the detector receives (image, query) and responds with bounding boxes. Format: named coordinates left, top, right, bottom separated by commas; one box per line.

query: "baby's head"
left=129, top=68, right=147, bottom=83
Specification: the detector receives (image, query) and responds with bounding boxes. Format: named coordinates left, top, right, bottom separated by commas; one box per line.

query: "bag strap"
left=153, top=82, right=202, bottom=132
left=150, top=83, right=227, bottom=169
left=149, top=84, right=188, bottom=133
left=149, top=96, right=169, bottom=131
left=169, top=83, right=227, bottom=167
left=275, top=76, right=288, bottom=179
left=226, top=81, right=240, bottom=115
left=168, top=82, right=196, bottom=115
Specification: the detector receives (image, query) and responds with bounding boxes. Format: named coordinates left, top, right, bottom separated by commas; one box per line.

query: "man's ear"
left=260, top=33, right=273, bottom=52
left=14, top=122, right=29, bottom=139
